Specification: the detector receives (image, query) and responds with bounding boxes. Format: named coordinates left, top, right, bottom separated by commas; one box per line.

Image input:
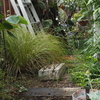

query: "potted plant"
left=72, top=89, right=98, bottom=100
left=77, top=13, right=88, bottom=26
left=87, top=90, right=100, bottom=100
left=78, top=19, right=88, bottom=26
left=72, top=10, right=88, bottom=26
left=72, top=70, right=99, bottom=100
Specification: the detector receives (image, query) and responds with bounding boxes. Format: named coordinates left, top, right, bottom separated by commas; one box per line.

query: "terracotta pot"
left=78, top=20, right=88, bottom=26
left=72, top=89, right=98, bottom=100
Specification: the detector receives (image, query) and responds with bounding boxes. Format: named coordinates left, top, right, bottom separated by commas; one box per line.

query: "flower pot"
left=78, top=20, right=88, bottom=26
left=72, top=89, right=98, bottom=100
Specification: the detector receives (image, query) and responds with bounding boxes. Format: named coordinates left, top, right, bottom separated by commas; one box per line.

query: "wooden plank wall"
left=1, top=0, right=15, bottom=18
left=0, top=1, right=3, bottom=14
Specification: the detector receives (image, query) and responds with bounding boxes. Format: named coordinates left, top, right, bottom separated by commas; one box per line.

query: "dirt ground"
left=7, top=56, right=79, bottom=100
left=15, top=73, right=79, bottom=100
left=21, top=73, right=78, bottom=88
left=6, top=73, right=78, bottom=100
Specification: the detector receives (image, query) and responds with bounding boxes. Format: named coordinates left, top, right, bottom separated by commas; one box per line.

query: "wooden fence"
left=0, top=0, right=15, bottom=18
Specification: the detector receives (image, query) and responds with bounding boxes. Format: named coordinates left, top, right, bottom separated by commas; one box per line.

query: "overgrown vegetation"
left=1, top=0, right=100, bottom=99
left=69, top=52, right=100, bottom=88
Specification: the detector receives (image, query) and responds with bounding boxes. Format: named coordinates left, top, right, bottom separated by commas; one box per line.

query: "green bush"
left=70, top=71, right=86, bottom=86
left=0, top=69, right=6, bottom=99
left=4, top=27, right=67, bottom=76
left=69, top=53, right=100, bottom=88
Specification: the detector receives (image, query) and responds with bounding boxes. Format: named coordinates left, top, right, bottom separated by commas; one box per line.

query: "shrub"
left=4, top=27, right=67, bottom=76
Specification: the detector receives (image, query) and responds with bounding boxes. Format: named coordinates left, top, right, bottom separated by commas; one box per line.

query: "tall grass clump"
left=4, top=27, right=67, bottom=76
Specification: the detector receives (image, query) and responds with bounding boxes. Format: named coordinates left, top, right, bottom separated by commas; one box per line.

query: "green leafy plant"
left=0, top=14, right=28, bottom=32
left=42, top=19, right=53, bottom=29
left=85, top=70, right=93, bottom=89
left=70, top=71, right=86, bottom=86
left=18, top=86, right=28, bottom=93
left=69, top=53, right=100, bottom=88
left=72, top=11, right=82, bottom=21
left=0, top=14, right=28, bottom=99
left=6, top=15, right=28, bottom=25
left=69, top=55, right=88, bottom=86
left=85, top=70, right=100, bottom=100
left=83, top=32, right=100, bottom=56
left=88, top=90, right=100, bottom=100
left=0, top=14, right=28, bottom=61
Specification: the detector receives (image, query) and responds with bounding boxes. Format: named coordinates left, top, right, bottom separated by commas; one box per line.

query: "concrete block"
left=38, top=63, right=66, bottom=80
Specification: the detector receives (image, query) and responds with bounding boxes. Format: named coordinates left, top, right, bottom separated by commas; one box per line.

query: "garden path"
left=11, top=55, right=81, bottom=100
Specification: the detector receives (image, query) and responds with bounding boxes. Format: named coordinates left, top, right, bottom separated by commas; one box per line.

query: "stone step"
left=22, top=87, right=81, bottom=97
left=38, top=63, right=66, bottom=80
